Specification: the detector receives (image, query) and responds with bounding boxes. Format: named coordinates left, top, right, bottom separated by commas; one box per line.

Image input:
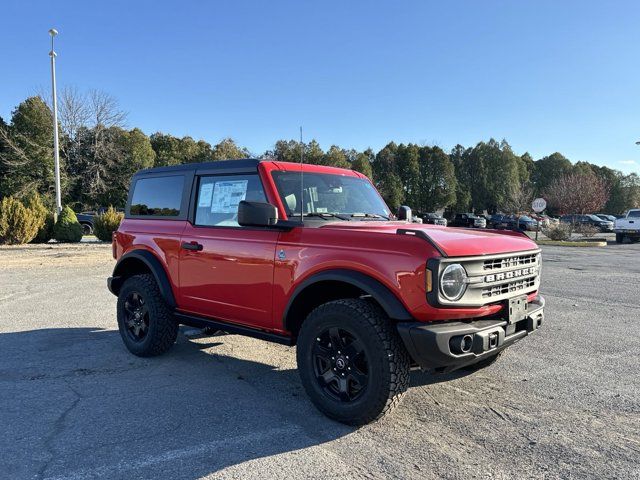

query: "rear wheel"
left=81, top=223, right=93, bottom=235
left=117, top=274, right=178, bottom=357
left=296, top=299, right=410, bottom=425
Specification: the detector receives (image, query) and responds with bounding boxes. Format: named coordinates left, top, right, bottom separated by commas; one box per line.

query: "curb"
left=536, top=240, right=608, bottom=247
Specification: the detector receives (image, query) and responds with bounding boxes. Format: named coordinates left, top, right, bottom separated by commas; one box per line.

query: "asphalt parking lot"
left=0, top=241, right=639, bottom=479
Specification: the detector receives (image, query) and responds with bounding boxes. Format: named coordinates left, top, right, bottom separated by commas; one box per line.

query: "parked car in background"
left=614, top=209, right=640, bottom=243
left=487, top=214, right=511, bottom=229
left=529, top=214, right=549, bottom=228
left=450, top=213, right=486, bottom=228
left=595, top=214, right=617, bottom=223
left=513, top=215, right=539, bottom=231
left=560, top=214, right=614, bottom=232
left=542, top=215, right=559, bottom=225
left=419, top=212, right=447, bottom=226
left=76, top=212, right=96, bottom=235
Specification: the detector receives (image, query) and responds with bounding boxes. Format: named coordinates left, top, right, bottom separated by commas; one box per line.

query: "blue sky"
left=2, top=1, right=639, bottom=173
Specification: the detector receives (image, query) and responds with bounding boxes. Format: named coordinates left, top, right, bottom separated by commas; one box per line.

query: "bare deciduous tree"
left=88, top=89, right=127, bottom=129
left=501, top=181, right=533, bottom=214
left=545, top=172, right=610, bottom=215
left=58, top=87, right=91, bottom=141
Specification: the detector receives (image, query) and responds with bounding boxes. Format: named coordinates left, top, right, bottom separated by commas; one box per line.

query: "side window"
left=194, top=174, right=266, bottom=227
left=130, top=175, right=184, bottom=216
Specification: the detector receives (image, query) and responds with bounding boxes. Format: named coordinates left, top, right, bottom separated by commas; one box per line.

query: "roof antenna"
left=299, top=126, right=304, bottom=224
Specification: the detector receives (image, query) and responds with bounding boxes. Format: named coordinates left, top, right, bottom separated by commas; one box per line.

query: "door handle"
left=181, top=241, right=203, bottom=252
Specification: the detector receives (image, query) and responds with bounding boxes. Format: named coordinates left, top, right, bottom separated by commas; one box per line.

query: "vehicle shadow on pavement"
left=410, top=369, right=471, bottom=387
left=0, top=327, right=356, bottom=479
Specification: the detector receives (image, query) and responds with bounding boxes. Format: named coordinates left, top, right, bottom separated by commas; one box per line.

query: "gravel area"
left=0, top=241, right=638, bottom=479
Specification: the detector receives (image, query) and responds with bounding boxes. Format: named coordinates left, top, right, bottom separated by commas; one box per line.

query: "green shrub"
left=543, top=223, right=572, bottom=241
left=25, top=193, right=54, bottom=243
left=93, top=206, right=124, bottom=242
left=32, top=212, right=55, bottom=243
left=53, top=206, right=83, bottom=243
left=0, top=197, right=40, bottom=244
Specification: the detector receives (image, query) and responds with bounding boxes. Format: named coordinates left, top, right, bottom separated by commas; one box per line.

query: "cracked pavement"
left=0, top=241, right=638, bottom=479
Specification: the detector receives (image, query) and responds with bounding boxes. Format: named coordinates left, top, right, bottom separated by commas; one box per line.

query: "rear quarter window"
left=129, top=175, right=184, bottom=216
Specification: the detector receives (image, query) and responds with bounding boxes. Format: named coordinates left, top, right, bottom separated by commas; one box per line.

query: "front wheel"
left=615, top=233, right=624, bottom=244
left=296, top=299, right=410, bottom=425
left=117, top=274, right=178, bottom=357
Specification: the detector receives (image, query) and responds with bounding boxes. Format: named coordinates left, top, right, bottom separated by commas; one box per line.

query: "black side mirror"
left=238, top=201, right=278, bottom=227
left=397, top=205, right=412, bottom=222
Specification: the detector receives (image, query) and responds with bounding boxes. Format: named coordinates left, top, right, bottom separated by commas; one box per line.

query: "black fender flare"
left=108, top=250, right=177, bottom=308
left=283, top=269, right=412, bottom=329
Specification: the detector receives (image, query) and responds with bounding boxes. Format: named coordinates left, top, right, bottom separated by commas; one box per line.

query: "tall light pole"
left=49, top=28, right=62, bottom=215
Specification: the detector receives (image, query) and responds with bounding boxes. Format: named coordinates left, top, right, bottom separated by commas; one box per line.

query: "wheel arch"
left=283, top=269, right=412, bottom=340
left=108, top=250, right=177, bottom=308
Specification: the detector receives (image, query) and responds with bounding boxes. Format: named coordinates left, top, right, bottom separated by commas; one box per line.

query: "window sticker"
left=210, top=180, right=248, bottom=214
left=198, top=183, right=214, bottom=207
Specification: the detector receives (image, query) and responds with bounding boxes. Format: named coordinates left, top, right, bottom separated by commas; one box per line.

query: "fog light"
left=450, top=334, right=474, bottom=354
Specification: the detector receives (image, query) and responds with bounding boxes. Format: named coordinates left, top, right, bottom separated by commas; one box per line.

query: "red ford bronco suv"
left=108, top=159, right=544, bottom=425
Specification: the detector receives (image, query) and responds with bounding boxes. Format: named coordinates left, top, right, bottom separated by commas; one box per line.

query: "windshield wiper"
left=350, top=213, right=390, bottom=220
left=303, top=212, right=351, bottom=221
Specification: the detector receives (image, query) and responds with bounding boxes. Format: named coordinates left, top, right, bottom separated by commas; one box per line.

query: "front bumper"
left=397, top=295, right=544, bottom=373
left=614, top=229, right=640, bottom=236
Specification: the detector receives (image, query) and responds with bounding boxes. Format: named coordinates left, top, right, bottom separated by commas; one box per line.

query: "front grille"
left=483, top=253, right=537, bottom=271
left=481, top=277, right=536, bottom=298
left=437, top=249, right=541, bottom=306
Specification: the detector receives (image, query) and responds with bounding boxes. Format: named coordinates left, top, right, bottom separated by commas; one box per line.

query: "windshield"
left=272, top=171, right=390, bottom=219
left=588, top=215, right=603, bottom=221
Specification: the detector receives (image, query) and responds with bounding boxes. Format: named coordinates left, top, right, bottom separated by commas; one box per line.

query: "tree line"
left=1, top=91, right=639, bottom=215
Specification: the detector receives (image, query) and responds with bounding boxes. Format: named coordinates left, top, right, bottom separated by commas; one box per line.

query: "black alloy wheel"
left=312, top=327, right=368, bottom=402
left=123, top=291, right=149, bottom=342
left=116, top=274, right=178, bottom=357
left=296, top=298, right=410, bottom=425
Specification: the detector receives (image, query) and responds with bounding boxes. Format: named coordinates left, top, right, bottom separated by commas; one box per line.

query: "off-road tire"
left=117, top=274, right=178, bottom=357
left=461, top=351, right=503, bottom=372
left=296, top=299, right=410, bottom=425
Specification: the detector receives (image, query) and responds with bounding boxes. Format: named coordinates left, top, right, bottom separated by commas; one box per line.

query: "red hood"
left=319, top=222, right=538, bottom=257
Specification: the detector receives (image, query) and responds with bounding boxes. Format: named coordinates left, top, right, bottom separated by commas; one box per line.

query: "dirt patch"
left=0, top=242, right=112, bottom=268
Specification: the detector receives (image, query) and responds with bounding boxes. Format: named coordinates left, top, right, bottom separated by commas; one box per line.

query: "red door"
left=178, top=225, right=278, bottom=328
left=177, top=173, right=278, bottom=329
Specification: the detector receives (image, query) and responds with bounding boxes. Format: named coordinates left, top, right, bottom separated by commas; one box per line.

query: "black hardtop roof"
left=134, top=158, right=262, bottom=176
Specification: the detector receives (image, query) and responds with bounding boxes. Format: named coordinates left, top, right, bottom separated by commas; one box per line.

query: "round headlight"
left=440, top=264, right=468, bottom=301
